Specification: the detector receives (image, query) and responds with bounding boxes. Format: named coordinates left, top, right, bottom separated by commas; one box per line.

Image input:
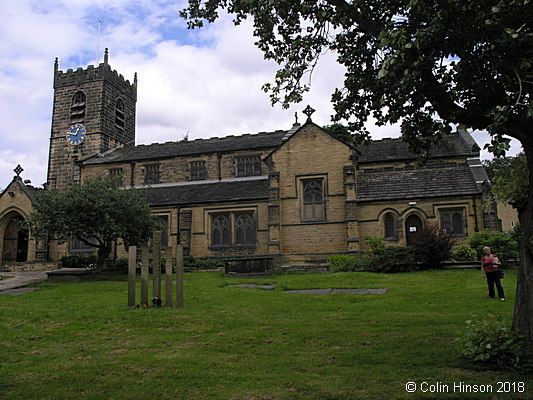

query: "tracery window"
left=190, top=161, right=207, bottom=181
left=109, top=168, right=124, bottom=185
left=302, top=179, right=325, bottom=221
left=211, top=214, right=231, bottom=246
left=236, top=156, right=262, bottom=177
left=235, top=212, right=256, bottom=245
left=144, top=164, right=160, bottom=185
left=210, top=211, right=256, bottom=247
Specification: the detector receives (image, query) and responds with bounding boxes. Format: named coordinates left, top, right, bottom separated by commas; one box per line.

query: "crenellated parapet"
left=53, top=49, right=137, bottom=100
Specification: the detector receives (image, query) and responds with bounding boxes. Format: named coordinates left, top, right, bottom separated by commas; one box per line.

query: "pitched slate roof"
left=84, top=130, right=288, bottom=165
left=144, top=178, right=268, bottom=207
left=356, top=164, right=481, bottom=202
left=356, top=133, right=478, bottom=164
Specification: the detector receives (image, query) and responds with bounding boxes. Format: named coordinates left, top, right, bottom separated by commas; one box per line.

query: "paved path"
left=0, top=271, right=49, bottom=293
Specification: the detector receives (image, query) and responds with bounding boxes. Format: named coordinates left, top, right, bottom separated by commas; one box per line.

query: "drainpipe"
left=217, top=152, right=222, bottom=181
left=130, top=162, right=135, bottom=187
left=473, top=195, right=479, bottom=232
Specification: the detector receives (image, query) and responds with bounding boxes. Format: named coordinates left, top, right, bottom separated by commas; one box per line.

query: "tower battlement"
left=53, top=49, right=137, bottom=100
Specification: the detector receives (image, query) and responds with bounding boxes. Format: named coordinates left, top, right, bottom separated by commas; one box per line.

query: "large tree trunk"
left=95, top=244, right=112, bottom=273
left=512, top=142, right=533, bottom=357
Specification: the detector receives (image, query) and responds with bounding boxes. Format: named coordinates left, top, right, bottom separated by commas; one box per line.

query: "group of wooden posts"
left=127, top=231, right=184, bottom=308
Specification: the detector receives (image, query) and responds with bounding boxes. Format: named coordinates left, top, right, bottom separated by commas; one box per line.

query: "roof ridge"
left=136, top=129, right=288, bottom=148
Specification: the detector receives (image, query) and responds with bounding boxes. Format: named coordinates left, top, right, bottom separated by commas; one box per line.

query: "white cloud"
left=0, top=0, right=524, bottom=190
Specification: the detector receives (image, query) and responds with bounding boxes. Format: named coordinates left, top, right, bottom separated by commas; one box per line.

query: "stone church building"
left=0, top=52, right=502, bottom=268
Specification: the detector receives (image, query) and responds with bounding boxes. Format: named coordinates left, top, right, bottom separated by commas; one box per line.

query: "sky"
left=0, top=0, right=523, bottom=190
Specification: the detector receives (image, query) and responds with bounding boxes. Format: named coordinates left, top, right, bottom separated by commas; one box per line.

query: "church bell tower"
left=46, top=49, right=137, bottom=190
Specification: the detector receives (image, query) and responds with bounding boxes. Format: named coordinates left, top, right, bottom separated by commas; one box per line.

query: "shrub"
left=186, top=257, right=225, bottom=270
left=453, top=245, right=477, bottom=262
left=60, top=253, right=97, bottom=268
left=468, top=230, right=519, bottom=263
left=459, top=313, right=528, bottom=371
left=410, top=224, right=456, bottom=268
left=366, top=246, right=417, bottom=273
left=114, top=258, right=129, bottom=271
left=329, top=255, right=364, bottom=272
left=362, top=236, right=387, bottom=254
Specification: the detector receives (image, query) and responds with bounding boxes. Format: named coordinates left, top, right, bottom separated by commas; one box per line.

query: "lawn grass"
left=0, top=268, right=531, bottom=399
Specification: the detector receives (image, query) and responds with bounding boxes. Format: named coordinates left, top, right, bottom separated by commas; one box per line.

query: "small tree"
left=411, top=224, right=456, bottom=268
left=29, top=175, right=156, bottom=272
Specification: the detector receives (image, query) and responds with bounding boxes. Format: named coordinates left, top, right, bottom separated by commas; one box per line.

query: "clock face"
left=66, top=124, right=86, bottom=145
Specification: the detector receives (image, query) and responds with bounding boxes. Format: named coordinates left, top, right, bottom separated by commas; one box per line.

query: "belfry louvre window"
left=302, top=179, right=325, bottom=221
left=144, top=164, right=160, bottom=185
left=440, top=209, right=465, bottom=235
left=115, top=98, right=125, bottom=129
left=210, top=211, right=256, bottom=247
left=190, top=161, right=207, bottom=180
left=70, top=91, right=86, bottom=123
left=236, top=156, right=262, bottom=177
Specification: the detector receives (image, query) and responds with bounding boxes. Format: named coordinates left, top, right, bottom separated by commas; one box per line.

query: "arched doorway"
left=2, top=215, right=29, bottom=263
left=405, top=214, right=423, bottom=246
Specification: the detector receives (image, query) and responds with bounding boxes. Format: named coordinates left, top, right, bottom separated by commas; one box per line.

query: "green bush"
left=362, top=236, right=387, bottom=254
left=366, top=246, right=417, bottom=273
left=186, top=257, right=225, bottom=270
left=114, top=258, right=129, bottom=271
left=329, top=255, right=363, bottom=272
left=60, top=253, right=97, bottom=268
left=453, top=245, right=477, bottom=261
left=468, top=230, right=519, bottom=263
left=411, top=224, right=456, bottom=268
left=459, top=313, right=527, bottom=371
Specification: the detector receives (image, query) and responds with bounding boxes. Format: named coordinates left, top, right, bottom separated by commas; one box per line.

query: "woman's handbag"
left=499, top=269, right=505, bottom=279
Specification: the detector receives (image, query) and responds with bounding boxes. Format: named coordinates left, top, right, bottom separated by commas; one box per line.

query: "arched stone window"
left=383, top=212, right=398, bottom=240
left=70, top=91, right=86, bottom=123
left=302, top=179, right=325, bottom=221
left=211, top=214, right=231, bottom=246
left=115, top=98, right=125, bottom=129
left=235, top=212, right=255, bottom=245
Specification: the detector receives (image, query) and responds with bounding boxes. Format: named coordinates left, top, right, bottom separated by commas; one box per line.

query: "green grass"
left=1, top=269, right=531, bottom=399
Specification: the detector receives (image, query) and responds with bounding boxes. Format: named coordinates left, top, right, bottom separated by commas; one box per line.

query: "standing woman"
left=481, top=246, right=505, bottom=301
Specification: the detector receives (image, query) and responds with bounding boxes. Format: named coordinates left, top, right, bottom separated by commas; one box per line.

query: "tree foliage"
left=181, top=0, right=532, bottom=156
left=486, top=153, right=528, bottom=212
left=29, top=176, right=155, bottom=271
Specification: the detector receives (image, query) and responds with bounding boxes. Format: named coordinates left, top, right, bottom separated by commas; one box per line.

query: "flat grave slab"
left=285, top=288, right=387, bottom=294
left=226, top=284, right=277, bottom=290
left=0, top=288, right=40, bottom=295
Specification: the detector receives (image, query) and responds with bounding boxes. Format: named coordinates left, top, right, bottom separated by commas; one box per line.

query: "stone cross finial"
left=14, top=164, right=23, bottom=177
left=303, top=105, right=315, bottom=122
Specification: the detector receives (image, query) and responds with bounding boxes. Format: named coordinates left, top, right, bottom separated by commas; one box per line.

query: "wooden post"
left=176, top=244, right=184, bottom=308
left=141, top=246, right=149, bottom=307
left=152, top=231, right=162, bottom=305
left=165, top=248, right=173, bottom=308
left=127, top=246, right=137, bottom=307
